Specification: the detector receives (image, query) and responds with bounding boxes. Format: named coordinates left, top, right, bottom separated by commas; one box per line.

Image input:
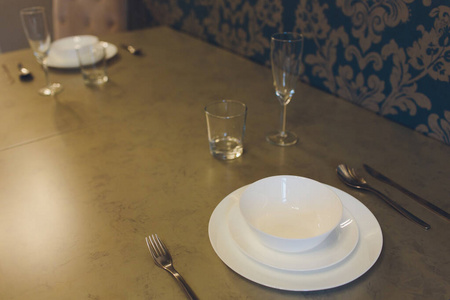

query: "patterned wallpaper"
left=142, top=0, right=450, bottom=145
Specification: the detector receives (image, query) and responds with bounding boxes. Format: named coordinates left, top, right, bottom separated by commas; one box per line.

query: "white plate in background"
left=47, top=36, right=117, bottom=68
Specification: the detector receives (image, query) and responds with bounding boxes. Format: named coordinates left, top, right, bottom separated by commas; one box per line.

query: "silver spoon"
left=18, top=63, right=33, bottom=81
left=121, top=44, right=142, bottom=55
left=336, top=164, right=431, bottom=230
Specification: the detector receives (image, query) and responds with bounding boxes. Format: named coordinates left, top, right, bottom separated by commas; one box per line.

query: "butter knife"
left=363, top=164, right=450, bottom=221
left=2, top=64, right=15, bottom=84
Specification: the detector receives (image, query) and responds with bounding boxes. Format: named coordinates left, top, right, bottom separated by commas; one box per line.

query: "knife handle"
left=367, top=187, right=431, bottom=230
left=393, top=184, right=450, bottom=221
left=363, top=164, right=450, bottom=221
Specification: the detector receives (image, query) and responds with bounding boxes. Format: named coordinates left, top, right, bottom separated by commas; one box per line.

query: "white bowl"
left=50, top=35, right=99, bottom=61
left=239, top=175, right=343, bottom=253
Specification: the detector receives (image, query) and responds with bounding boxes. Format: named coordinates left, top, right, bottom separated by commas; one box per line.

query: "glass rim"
left=271, top=32, right=303, bottom=42
left=20, top=6, right=45, bottom=15
left=205, top=99, right=247, bottom=119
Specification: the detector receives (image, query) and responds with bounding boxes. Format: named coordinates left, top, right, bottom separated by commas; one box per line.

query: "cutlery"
left=364, top=164, right=450, bottom=221
left=121, top=44, right=142, bottom=55
left=18, top=63, right=33, bottom=81
left=145, top=234, right=198, bottom=300
left=2, top=64, right=15, bottom=84
left=337, top=164, right=431, bottom=230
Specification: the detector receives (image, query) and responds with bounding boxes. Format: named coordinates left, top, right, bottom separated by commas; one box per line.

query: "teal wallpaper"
left=142, top=0, right=450, bottom=145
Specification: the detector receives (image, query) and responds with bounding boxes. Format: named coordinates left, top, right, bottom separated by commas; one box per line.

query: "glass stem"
left=279, top=103, right=287, bottom=137
left=42, top=58, right=50, bottom=87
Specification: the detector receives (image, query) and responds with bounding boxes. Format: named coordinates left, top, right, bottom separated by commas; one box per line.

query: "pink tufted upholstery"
left=53, top=0, right=127, bottom=39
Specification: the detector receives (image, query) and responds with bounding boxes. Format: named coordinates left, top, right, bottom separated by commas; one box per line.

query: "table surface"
left=0, top=26, right=449, bottom=300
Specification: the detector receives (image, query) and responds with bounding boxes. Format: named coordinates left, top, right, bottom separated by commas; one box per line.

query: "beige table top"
left=0, top=26, right=449, bottom=300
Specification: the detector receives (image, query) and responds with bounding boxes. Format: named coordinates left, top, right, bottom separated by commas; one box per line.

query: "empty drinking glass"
left=266, top=32, right=304, bottom=146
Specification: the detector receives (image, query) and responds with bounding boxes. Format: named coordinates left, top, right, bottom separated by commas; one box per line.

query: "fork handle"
left=367, top=187, right=431, bottom=230
left=165, top=266, right=199, bottom=300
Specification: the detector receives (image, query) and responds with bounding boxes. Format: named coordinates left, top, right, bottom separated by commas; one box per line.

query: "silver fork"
left=337, top=164, right=431, bottom=230
left=145, top=234, right=199, bottom=300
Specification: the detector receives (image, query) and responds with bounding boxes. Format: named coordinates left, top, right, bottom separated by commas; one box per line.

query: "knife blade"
left=363, top=164, right=450, bottom=221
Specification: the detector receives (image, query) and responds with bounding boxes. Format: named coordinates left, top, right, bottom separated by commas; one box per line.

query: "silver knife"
left=363, top=164, right=450, bottom=221
left=2, top=64, right=15, bottom=84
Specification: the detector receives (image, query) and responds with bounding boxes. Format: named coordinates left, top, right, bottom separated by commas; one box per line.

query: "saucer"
left=228, top=204, right=359, bottom=271
left=209, top=185, right=383, bottom=291
left=47, top=41, right=118, bottom=69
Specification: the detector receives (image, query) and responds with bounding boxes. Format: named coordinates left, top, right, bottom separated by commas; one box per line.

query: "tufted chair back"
left=52, top=0, right=127, bottom=39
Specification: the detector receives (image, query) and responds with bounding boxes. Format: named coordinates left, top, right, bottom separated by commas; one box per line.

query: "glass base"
left=210, top=137, right=243, bottom=160
left=266, top=131, right=298, bottom=146
left=39, top=82, right=63, bottom=96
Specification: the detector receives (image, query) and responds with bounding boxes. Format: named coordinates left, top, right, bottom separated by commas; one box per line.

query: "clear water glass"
left=205, top=100, right=247, bottom=160
left=76, top=42, right=109, bottom=85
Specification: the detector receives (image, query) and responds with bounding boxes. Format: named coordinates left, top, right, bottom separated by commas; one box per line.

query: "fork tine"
left=154, top=234, right=168, bottom=256
left=145, top=236, right=158, bottom=260
left=150, top=234, right=162, bottom=257
left=351, top=168, right=366, bottom=183
left=151, top=234, right=160, bottom=254
left=349, top=167, right=359, bottom=179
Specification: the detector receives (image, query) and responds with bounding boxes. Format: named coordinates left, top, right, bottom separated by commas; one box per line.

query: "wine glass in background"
left=20, top=6, right=62, bottom=96
left=266, top=32, right=304, bottom=146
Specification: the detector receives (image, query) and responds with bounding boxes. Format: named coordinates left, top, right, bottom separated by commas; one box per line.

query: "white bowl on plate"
left=50, top=35, right=99, bottom=61
left=239, top=175, right=343, bottom=253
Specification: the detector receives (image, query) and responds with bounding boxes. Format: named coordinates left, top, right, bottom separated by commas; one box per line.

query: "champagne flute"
left=266, top=32, right=304, bottom=146
left=20, top=7, right=62, bottom=96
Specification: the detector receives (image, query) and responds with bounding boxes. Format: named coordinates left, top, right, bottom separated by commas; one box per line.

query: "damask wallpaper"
left=142, top=0, right=450, bottom=145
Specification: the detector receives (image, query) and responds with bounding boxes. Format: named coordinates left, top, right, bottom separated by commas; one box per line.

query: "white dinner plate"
left=208, top=185, right=383, bottom=291
left=47, top=42, right=118, bottom=69
left=228, top=204, right=359, bottom=271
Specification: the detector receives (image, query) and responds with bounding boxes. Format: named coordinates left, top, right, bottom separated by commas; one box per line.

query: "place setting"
left=201, top=32, right=384, bottom=291
left=19, top=6, right=130, bottom=91
left=207, top=163, right=446, bottom=292
left=208, top=175, right=384, bottom=291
